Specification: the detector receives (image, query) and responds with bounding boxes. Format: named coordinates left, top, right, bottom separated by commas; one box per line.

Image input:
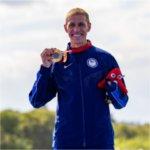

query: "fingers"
left=41, top=48, right=53, bottom=57
left=41, top=48, right=57, bottom=68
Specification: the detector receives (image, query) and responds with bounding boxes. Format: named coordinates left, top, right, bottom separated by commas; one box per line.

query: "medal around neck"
left=51, top=49, right=67, bottom=63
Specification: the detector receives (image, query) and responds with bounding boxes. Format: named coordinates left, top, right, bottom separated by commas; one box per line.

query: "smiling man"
left=64, top=10, right=91, bottom=48
left=29, top=8, right=128, bottom=149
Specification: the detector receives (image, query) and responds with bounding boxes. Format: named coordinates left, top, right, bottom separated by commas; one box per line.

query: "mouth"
left=71, top=33, right=84, bottom=37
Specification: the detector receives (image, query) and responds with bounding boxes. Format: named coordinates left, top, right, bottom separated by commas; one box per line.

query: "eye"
left=111, top=73, right=116, bottom=78
left=68, top=22, right=75, bottom=28
left=78, top=22, right=85, bottom=27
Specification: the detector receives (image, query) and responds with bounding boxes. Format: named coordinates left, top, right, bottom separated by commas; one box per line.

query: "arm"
left=106, top=81, right=128, bottom=109
left=29, top=48, right=58, bottom=108
left=29, top=65, right=57, bottom=108
left=98, top=54, right=129, bottom=109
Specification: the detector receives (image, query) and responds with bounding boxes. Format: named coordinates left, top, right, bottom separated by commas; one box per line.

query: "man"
left=29, top=8, right=128, bottom=149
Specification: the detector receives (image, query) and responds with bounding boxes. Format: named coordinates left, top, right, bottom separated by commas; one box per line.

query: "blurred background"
left=0, top=0, right=150, bottom=149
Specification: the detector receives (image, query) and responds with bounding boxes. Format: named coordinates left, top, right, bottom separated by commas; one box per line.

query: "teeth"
left=73, top=34, right=81, bottom=37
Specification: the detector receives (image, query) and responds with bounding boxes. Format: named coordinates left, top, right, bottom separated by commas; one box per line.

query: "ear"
left=64, top=24, right=68, bottom=33
left=87, top=22, right=91, bottom=32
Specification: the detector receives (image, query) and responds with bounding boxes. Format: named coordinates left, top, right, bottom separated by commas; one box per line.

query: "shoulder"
left=92, top=46, right=116, bottom=61
left=91, top=46, right=119, bottom=69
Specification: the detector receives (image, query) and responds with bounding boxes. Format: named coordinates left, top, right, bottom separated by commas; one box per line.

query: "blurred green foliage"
left=0, top=108, right=150, bottom=149
left=113, top=122, right=150, bottom=150
left=0, top=108, right=55, bottom=149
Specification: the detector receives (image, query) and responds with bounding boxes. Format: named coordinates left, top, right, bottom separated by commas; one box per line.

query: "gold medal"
left=51, top=49, right=68, bottom=63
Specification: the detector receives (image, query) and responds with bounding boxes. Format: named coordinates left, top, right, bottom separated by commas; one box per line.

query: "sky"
left=0, top=0, right=149, bottom=124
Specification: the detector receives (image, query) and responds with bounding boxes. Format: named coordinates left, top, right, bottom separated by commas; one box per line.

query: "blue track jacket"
left=29, top=44, right=128, bottom=149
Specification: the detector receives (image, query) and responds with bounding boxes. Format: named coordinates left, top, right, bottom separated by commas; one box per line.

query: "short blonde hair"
left=66, top=8, right=90, bottom=23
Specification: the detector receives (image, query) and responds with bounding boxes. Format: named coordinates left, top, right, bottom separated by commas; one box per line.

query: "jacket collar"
left=67, top=40, right=92, bottom=54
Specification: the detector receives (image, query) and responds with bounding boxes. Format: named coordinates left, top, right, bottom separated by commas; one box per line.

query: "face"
left=64, top=15, right=91, bottom=48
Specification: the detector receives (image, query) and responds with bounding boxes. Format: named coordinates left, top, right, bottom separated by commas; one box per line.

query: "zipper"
left=78, top=60, right=86, bottom=148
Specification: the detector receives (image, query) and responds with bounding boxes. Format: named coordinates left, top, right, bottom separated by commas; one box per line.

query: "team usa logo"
left=87, top=58, right=98, bottom=68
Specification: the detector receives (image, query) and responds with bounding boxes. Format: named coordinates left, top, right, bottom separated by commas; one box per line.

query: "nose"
left=73, top=25, right=80, bottom=32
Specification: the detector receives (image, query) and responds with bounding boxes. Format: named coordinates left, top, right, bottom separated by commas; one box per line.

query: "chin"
left=72, top=39, right=85, bottom=45
left=72, top=42, right=84, bottom=47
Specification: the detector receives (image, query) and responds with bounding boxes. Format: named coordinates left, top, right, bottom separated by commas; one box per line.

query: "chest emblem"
left=87, top=58, right=98, bottom=68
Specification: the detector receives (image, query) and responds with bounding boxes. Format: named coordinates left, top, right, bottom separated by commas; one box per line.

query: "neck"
left=71, top=40, right=87, bottom=48
left=69, top=40, right=92, bottom=53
